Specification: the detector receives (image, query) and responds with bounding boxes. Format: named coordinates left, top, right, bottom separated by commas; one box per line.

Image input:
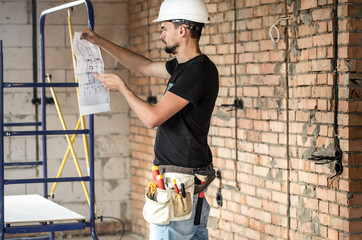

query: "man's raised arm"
left=80, top=29, right=170, bottom=79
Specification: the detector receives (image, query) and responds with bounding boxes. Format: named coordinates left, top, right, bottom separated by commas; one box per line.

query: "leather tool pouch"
left=143, top=173, right=194, bottom=225
left=170, top=182, right=193, bottom=219
left=143, top=188, right=171, bottom=225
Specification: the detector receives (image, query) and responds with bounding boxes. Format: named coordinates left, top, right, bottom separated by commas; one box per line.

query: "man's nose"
left=160, top=32, right=165, bottom=40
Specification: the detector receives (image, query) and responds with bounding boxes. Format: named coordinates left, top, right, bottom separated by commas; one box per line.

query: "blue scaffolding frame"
left=0, top=1, right=98, bottom=239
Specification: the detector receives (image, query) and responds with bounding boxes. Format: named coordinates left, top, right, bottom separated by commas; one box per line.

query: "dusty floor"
left=62, top=233, right=145, bottom=240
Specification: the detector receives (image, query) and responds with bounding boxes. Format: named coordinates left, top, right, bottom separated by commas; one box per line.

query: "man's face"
left=160, top=22, right=180, bottom=54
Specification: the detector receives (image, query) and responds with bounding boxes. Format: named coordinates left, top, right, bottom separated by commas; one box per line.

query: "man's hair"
left=170, top=20, right=204, bottom=41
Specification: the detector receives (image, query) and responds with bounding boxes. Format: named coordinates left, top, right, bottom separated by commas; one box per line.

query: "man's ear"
left=179, top=25, right=187, bottom=37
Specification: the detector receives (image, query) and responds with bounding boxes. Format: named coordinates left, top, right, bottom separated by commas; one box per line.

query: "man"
left=81, top=0, right=218, bottom=239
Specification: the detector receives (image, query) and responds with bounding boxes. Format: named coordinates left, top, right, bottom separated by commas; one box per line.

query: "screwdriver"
left=152, top=165, right=165, bottom=189
left=152, top=165, right=160, bottom=181
left=156, top=174, right=165, bottom=189
left=173, top=179, right=182, bottom=199
left=180, top=183, right=186, bottom=198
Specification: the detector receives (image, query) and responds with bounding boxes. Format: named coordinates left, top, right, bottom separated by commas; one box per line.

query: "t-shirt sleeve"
left=168, top=64, right=207, bottom=106
left=166, top=58, right=177, bottom=75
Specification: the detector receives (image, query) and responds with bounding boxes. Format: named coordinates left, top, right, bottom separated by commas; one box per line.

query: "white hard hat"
left=153, top=0, right=210, bottom=24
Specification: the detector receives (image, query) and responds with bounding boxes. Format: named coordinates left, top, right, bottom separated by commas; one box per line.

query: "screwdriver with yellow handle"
left=173, top=179, right=182, bottom=199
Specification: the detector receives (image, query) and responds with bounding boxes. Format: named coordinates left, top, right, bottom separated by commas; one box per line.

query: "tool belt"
left=142, top=164, right=216, bottom=225
left=158, top=164, right=216, bottom=194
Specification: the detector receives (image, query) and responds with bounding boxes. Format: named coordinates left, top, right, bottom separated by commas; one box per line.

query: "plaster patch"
left=266, top=169, right=274, bottom=181
left=297, top=198, right=311, bottom=223
left=301, top=12, right=313, bottom=26
left=311, top=217, right=320, bottom=235
left=275, top=170, right=283, bottom=183
left=302, top=187, right=312, bottom=197
left=215, top=109, right=231, bottom=121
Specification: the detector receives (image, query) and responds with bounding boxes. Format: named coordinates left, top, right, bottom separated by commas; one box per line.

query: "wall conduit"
left=269, top=4, right=292, bottom=238
left=231, top=0, right=241, bottom=192
left=220, top=0, right=243, bottom=193
left=31, top=0, right=39, bottom=162
left=146, top=0, right=156, bottom=104
left=283, top=1, right=291, bottom=239
left=307, top=0, right=343, bottom=179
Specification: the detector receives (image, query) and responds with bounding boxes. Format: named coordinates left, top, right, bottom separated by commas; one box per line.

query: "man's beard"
left=163, top=41, right=179, bottom=54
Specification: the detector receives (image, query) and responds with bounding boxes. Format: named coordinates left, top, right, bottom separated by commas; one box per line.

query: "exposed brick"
left=295, top=62, right=312, bottom=73
left=245, top=0, right=261, bottom=8
left=313, top=33, right=333, bottom=47
left=301, top=0, right=318, bottom=10
left=125, top=0, right=362, bottom=239
left=297, top=37, right=314, bottom=49
left=312, top=8, right=332, bottom=20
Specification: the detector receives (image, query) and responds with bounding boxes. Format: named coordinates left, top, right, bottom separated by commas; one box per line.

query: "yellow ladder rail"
left=47, top=75, right=91, bottom=206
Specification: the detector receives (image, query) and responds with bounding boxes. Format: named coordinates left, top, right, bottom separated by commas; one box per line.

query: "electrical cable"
left=307, top=0, right=343, bottom=179
left=101, top=216, right=126, bottom=240
left=219, top=0, right=243, bottom=192
left=31, top=0, right=40, bottom=163
left=146, top=0, right=157, bottom=104
left=269, top=17, right=290, bottom=44
left=282, top=2, right=291, bottom=239
left=58, top=216, right=125, bottom=240
left=232, top=0, right=241, bottom=192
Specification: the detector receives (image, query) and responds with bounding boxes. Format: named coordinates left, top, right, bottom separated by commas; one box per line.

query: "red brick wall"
left=128, top=0, right=362, bottom=239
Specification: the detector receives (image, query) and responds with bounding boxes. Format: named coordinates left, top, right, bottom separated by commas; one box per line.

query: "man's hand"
left=80, top=28, right=102, bottom=46
left=93, top=73, right=126, bottom=92
left=94, top=73, right=188, bottom=129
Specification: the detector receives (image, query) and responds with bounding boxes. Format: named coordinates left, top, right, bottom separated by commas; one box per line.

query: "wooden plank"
left=5, top=195, right=85, bottom=224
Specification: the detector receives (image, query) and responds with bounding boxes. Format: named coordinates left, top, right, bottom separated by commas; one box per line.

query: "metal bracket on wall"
left=221, top=98, right=243, bottom=111
left=215, top=168, right=240, bottom=206
left=147, top=95, right=157, bottom=104
left=31, top=75, right=55, bottom=106
left=216, top=169, right=223, bottom=207
left=308, top=148, right=343, bottom=179
left=32, top=97, right=54, bottom=106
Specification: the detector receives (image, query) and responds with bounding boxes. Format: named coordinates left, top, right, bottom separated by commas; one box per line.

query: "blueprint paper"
left=73, top=31, right=110, bottom=116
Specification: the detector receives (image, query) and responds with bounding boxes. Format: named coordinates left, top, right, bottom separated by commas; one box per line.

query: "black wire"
left=314, top=160, right=336, bottom=165
left=102, top=216, right=126, bottom=240
left=333, top=0, right=340, bottom=141
left=306, top=1, right=343, bottom=180
left=31, top=0, right=40, bottom=163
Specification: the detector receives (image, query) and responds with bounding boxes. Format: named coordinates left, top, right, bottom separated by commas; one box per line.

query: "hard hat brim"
left=153, top=15, right=210, bottom=24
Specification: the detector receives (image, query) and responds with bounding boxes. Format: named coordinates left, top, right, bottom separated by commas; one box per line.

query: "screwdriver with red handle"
left=152, top=166, right=160, bottom=180
left=152, top=165, right=165, bottom=189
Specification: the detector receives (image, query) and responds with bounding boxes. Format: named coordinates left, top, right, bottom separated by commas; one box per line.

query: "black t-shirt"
left=154, top=54, right=219, bottom=168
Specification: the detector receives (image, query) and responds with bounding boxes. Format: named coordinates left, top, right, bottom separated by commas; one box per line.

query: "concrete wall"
left=129, top=0, right=362, bottom=239
left=0, top=0, right=131, bottom=233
